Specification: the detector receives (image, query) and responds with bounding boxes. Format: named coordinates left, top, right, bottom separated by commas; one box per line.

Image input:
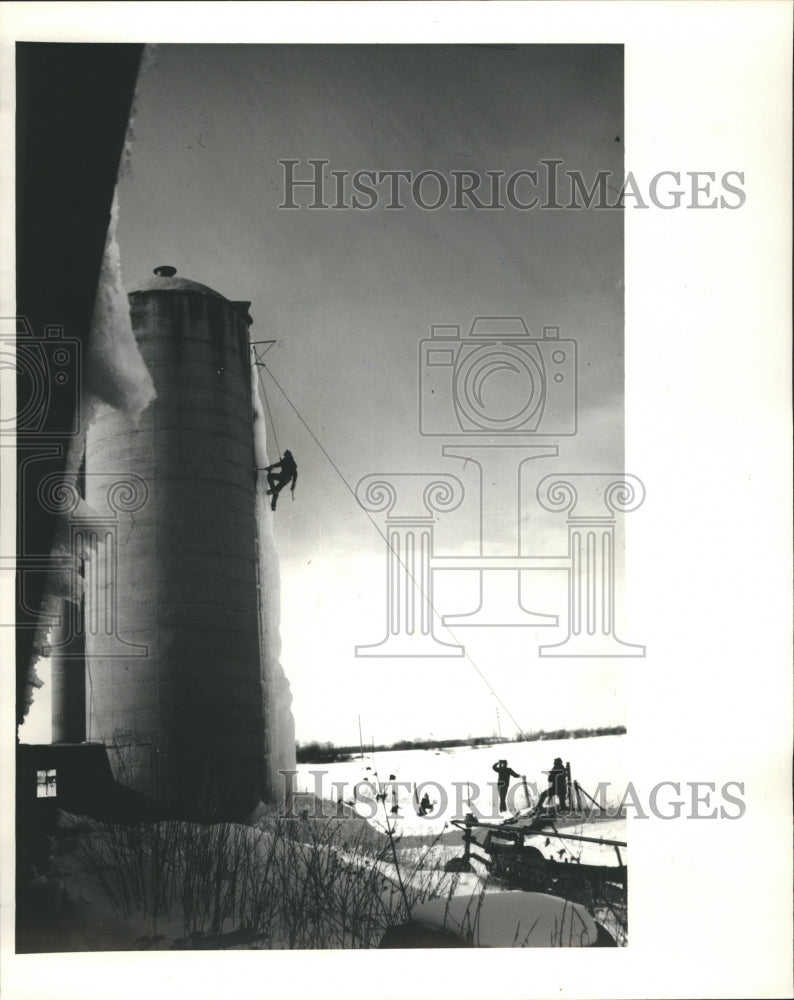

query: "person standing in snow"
left=536, top=757, right=568, bottom=812
left=388, top=774, right=399, bottom=815
left=492, top=759, right=521, bottom=812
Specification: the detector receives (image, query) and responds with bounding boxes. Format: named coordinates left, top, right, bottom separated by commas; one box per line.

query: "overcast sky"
left=28, top=44, right=629, bottom=746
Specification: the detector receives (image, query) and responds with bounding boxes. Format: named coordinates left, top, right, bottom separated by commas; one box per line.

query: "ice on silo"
left=85, top=191, right=156, bottom=423
left=250, top=364, right=297, bottom=795
left=75, top=266, right=292, bottom=818
left=22, top=191, right=156, bottom=728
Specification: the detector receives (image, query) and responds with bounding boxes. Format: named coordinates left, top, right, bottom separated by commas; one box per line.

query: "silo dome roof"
left=128, top=266, right=252, bottom=322
left=128, top=266, right=227, bottom=302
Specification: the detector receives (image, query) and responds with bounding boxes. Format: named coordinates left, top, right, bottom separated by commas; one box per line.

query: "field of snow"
left=17, top=735, right=628, bottom=953
left=295, top=734, right=628, bottom=870
left=296, top=735, right=626, bottom=819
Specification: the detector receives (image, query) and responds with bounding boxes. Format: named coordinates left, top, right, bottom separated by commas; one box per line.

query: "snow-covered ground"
left=296, top=735, right=626, bottom=822
left=18, top=736, right=627, bottom=952
left=295, top=734, right=628, bottom=873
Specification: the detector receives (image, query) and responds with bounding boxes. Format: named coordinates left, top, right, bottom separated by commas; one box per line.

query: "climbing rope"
left=248, top=348, right=531, bottom=740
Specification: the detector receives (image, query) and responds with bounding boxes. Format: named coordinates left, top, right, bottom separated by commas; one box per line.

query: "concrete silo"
left=79, top=265, right=279, bottom=818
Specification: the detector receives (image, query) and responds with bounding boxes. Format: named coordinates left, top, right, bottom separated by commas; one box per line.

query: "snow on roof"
left=128, top=272, right=228, bottom=301
left=128, top=268, right=252, bottom=322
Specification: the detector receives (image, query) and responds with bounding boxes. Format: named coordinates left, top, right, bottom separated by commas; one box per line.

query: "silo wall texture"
left=84, top=285, right=268, bottom=818
left=50, top=597, right=86, bottom=744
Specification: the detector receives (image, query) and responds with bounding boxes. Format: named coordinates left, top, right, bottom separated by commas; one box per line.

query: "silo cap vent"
left=153, top=265, right=177, bottom=277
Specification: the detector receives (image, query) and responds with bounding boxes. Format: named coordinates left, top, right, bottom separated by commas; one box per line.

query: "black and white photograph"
left=1, top=3, right=791, bottom=998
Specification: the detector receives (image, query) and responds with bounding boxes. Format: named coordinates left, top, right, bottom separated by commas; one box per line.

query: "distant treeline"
left=295, top=726, right=626, bottom=764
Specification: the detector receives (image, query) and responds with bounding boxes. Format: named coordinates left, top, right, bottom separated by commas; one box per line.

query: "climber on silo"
left=265, top=450, right=298, bottom=511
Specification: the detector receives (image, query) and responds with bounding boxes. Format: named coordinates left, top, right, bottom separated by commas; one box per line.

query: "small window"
left=36, top=769, right=57, bottom=798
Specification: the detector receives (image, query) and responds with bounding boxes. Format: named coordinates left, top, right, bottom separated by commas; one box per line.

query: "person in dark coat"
left=265, top=449, right=297, bottom=510
left=492, top=759, right=521, bottom=812
left=388, top=774, right=399, bottom=815
left=537, top=757, right=568, bottom=811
